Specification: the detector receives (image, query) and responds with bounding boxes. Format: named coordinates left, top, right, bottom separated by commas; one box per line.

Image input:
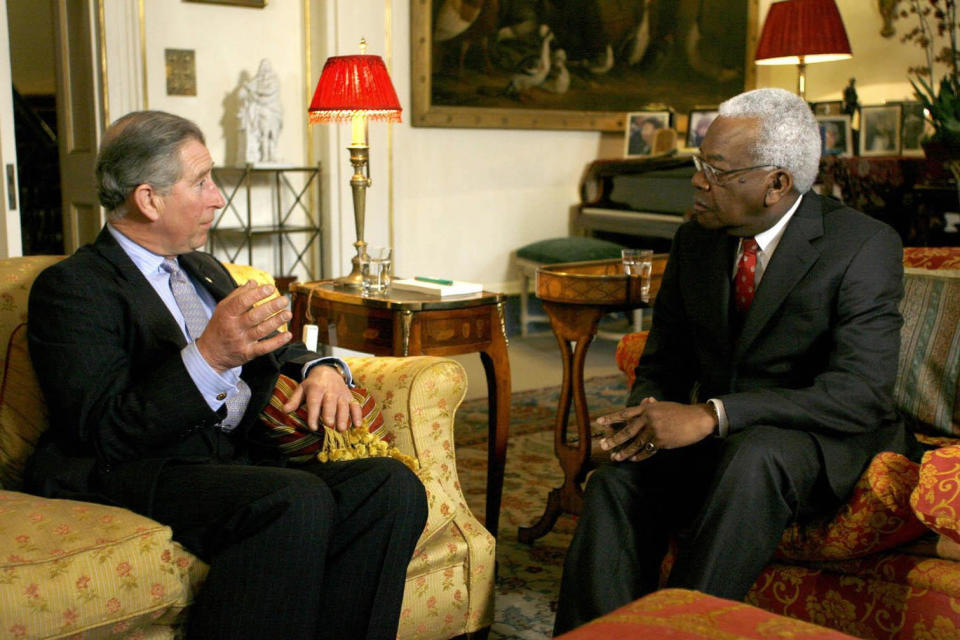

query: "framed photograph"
left=812, top=100, right=844, bottom=116
left=624, top=110, right=673, bottom=157
left=685, top=109, right=719, bottom=150
left=859, top=104, right=902, bottom=156
left=185, top=0, right=266, bottom=6
left=816, top=115, right=852, bottom=157
left=411, top=1, right=760, bottom=131
left=899, top=101, right=928, bottom=156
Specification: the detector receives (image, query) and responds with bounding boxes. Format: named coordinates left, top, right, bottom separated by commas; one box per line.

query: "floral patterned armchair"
left=0, top=256, right=494, bottom=640
left=615, top=247, right=960, bottom=639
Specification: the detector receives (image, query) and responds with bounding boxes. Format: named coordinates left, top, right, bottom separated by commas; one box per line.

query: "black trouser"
left=151, top=457, right=427, bottom=640
left=553, top=425, right=839, bottom=635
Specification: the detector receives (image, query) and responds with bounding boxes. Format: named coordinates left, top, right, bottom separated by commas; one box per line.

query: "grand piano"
left=573, top=154, right=695, bottom=248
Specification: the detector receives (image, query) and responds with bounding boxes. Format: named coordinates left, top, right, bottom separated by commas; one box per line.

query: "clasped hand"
left=596, top=398, right=716, bottom=462
left=196, top=280, right=361, bottom=432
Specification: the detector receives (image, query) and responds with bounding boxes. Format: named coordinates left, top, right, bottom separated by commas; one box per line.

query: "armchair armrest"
left=345, top=356, right=483, bottom=543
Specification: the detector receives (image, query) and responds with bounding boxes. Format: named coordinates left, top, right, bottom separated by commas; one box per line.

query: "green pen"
left=415, top=276, right=454, bottom=286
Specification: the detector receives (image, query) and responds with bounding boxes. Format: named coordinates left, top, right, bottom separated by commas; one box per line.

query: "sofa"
left=614, top=246, right=960, bottom=639
left=0, top=256, right=494, bottom=640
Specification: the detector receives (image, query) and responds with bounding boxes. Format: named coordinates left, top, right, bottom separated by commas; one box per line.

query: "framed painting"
left=898, top=101, right=927, bottom=156
left=812, top=100, right=844, bottom=116
left=859, top=104, right=901, bottom=157
left=624, top=110, right=673, bottom=157
left=411, top=0, right=760, bottom=131
left=816, top=115, right=852, bottom=158
left=684, top=109, right=719, bottom=150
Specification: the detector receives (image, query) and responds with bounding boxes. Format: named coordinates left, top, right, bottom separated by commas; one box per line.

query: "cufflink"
left=216, top=392, right=227, bottom=401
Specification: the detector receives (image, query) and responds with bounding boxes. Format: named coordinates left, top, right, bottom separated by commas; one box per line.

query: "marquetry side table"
left=518, top=256, right=666, bottom=544
left=289, top=281, right=511, bottom=537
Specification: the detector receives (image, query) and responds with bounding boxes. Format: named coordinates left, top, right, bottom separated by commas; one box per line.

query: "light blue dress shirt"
left=107, top=225, right=352, bottom=429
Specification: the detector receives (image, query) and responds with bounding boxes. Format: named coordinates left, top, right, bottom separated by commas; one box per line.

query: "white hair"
left=718, top=88, right=821, bottom=193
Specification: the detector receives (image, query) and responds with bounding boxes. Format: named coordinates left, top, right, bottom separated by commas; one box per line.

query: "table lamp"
left=308, top=39, right=402, bottom=288
left=754, top=0, right=852, bottom=100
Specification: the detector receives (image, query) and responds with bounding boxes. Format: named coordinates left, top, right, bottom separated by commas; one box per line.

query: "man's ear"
left=764, top=170, right=793, bottom=206
left=131, top=183, right=161, bottom=221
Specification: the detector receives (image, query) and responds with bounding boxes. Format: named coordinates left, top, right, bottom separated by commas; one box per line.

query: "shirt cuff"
left=181, top=342, right=242, bottom=411
left=303, top=357, right=354, bottom=387
left=707, top=398, right=729, bottom=438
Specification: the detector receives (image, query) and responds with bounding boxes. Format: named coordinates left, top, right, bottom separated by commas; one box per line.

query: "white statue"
left=238, top=59, right=283, bottom=164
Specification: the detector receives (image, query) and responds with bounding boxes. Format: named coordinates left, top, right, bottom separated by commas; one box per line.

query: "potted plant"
left=900, top=0, right=960, bottom=150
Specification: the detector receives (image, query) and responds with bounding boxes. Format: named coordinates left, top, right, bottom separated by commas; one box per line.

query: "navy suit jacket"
left=26, top=227, right=317, bottom=512
left=628, top=192, right=914, bottom=498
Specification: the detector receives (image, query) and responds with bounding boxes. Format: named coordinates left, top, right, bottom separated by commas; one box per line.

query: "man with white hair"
left=554, top=88, right=916, bottom=633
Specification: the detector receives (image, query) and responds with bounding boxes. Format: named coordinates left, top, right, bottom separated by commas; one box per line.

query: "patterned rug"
left=454, top=374, right=629, bottom=640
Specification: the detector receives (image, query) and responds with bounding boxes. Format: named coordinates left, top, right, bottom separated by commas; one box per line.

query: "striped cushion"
left=257, top=374, right=418, bottom=471
left=895, top=271, right=960, bottom=436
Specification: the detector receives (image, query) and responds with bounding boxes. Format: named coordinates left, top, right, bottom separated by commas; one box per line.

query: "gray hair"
left=96, top=111, right=205, bottom=220
left=718, top=88, right=821, bottom=193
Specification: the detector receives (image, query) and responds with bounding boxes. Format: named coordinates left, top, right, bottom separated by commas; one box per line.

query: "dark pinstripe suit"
left=26, top=227, right=426, bottom=639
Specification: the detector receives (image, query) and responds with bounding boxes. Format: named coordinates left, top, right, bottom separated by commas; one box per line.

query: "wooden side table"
left=288, top=282, right=511, bottom=537
left=518, top=257, right=666, bottom=544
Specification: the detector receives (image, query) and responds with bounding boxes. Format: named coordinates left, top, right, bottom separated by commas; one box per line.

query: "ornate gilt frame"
left=411, top=0, right=759, bottom=132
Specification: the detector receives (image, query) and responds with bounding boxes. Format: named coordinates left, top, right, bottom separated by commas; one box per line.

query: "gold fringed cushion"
left=258, top=374, right=418, bottom=472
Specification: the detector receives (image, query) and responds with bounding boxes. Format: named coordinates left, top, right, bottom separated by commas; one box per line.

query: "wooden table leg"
left=518, top=303, right=605, bottom=544
left=479, top=302, right=511, bottom=537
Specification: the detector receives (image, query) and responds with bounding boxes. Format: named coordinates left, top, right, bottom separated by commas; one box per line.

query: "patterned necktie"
left=161, top=258, right=251, bottom=431
left=734, top=238, right=759, bottom=316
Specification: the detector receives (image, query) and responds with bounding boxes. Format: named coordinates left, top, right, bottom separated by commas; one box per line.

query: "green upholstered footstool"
left=514, top=237, right=625, bottom=337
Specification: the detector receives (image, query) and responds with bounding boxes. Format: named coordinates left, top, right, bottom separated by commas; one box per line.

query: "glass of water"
left=360, top=247, right=392, bottom=296
left=622, top=248, right=653, bottom=301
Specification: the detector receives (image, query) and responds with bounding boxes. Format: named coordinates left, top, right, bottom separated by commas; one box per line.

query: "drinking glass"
left=360, top=247, right=393, bottom=296
left=622, top=248, right=653, bottom=301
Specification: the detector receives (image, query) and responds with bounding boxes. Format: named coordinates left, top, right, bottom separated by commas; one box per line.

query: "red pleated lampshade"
left=755, top=0, right=852, bottom=66
left=308, top=54, right=402, bottom=124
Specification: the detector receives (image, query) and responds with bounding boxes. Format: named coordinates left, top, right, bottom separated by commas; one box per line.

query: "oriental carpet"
left=455, top=374, right=629, bottom=640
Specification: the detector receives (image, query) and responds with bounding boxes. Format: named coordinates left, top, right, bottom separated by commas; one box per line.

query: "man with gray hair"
left=26, top=111, right=426, bottom=640
left=554, top=88, right=916, bottom=632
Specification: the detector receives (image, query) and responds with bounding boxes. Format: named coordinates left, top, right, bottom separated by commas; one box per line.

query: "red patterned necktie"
left=734, top=238, right=759, bottom=316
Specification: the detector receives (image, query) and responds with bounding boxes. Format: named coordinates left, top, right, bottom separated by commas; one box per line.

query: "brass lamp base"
left=335, top=255, right=365, bottom=288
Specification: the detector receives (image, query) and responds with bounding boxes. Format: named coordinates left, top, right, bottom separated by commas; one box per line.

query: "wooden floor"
left=450, top=318, right=627, bottom=400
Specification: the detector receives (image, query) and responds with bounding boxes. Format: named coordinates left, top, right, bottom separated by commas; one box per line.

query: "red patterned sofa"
left=615, top=247, right=960, bottom=639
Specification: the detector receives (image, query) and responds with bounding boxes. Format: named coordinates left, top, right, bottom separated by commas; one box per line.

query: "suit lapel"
left=180, top=251, right=235, bottom=301
left=734, top=195, right=824, bottom=361
left=92, top=227, right=188, bottom=348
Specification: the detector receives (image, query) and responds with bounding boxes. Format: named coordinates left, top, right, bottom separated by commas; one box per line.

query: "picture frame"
left=898, top=101, right=927, bottom=156
left=816, top=115, right=852, bottom=158
left=184, top=0, right=266, bottom=7
left=624, top=110, right=674, bottom=157
left=411, top=1, right=760, bottom=131
left=811, top=100, right=844, bottom=116
left=684, top=109, right=719, bottom=150
left=859, top=104, right=902, bottom=157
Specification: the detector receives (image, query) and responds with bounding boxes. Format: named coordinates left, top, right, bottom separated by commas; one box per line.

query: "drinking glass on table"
left=360, top=247, right=392, bottom=296
left=622, top=248, right=653, bottom=301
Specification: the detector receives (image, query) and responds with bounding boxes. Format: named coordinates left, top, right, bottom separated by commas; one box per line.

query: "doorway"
left=7, top=0, right=62, bottom=255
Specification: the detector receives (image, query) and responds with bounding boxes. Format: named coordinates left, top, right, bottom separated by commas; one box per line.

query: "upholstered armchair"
left=0, top=256, right=494, bottom=640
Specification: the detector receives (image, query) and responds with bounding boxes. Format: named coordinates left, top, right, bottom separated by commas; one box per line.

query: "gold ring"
left=644, top=441, right=656, bottom=452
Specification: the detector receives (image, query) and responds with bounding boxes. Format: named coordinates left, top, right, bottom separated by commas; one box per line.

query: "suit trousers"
left=553, top=425, right=840, bottom=635
left=150, top=456, right=427, bottom=640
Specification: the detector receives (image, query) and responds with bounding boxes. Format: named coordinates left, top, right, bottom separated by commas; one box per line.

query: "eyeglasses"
left=692, top=155, right=778, bottom=185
